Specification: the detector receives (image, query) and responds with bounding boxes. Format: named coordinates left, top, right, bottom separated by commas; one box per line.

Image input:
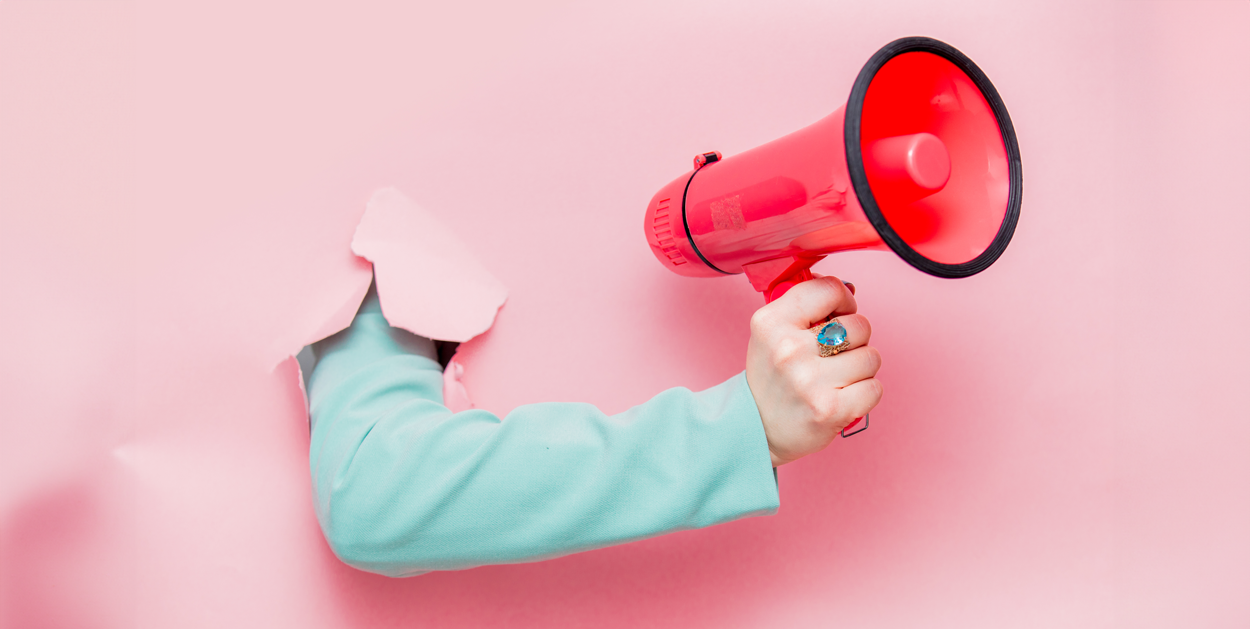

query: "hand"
left=745, top=276, right=883, bottom=467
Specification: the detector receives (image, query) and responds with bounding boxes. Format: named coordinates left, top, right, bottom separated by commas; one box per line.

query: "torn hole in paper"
left=284, top=187, right=507, bottom=415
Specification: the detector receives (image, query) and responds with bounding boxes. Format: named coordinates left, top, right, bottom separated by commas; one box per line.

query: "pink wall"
left=1, top=1, right=1247, bottom=627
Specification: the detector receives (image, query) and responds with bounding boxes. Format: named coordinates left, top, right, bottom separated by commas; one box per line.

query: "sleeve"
left=306, top=286, right=780, bottom=577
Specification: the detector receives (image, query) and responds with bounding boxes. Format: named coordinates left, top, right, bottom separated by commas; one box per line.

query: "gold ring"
left=809, top=320, right=851, bottom=357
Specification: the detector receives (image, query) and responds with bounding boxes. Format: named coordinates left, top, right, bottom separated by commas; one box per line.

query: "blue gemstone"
left=817, top=321, right=848, bottom=346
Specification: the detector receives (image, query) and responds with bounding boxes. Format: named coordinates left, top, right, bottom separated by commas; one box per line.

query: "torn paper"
left=352, top=187, right=508, bottom=343
left=266, top=253, right=374, bottom=370
left=282, top=187, right=507, bottom=414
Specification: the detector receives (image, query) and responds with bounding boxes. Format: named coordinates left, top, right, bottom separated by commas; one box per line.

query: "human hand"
left=744, top=276, right=883, bottom=467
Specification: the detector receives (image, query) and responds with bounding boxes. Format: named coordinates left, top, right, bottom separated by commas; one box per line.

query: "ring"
left=809, top=319, right=851, bottom=357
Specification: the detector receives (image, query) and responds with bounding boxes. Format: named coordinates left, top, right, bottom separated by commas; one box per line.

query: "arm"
left=307, top=285, right=779, bottom=576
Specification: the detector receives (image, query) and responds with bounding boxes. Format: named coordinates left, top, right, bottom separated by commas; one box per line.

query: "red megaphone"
left=644, top=37, right=1022, bottom=303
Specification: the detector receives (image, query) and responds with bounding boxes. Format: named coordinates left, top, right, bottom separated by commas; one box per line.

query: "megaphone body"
left=645, top=37, right=1022, bottom=302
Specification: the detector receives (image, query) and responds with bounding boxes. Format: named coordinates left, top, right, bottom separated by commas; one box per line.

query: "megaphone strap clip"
left=693, top=151, right=722, bottom=170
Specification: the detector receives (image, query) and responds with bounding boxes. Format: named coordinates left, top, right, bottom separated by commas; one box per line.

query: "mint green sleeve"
left=307, top=289, right=779, bottom=577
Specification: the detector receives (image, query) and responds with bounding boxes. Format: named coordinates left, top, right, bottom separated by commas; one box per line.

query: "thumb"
left=765, top=276, right=857, bottom=329
left=811, top=272, right=856, bottom=295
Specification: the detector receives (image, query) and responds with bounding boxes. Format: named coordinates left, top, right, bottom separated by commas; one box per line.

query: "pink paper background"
left=2, top=1, right=1247, bottom=627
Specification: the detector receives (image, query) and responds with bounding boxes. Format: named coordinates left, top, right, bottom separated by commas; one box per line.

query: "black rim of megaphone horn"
left=844, top=36, right=1023, bottom=279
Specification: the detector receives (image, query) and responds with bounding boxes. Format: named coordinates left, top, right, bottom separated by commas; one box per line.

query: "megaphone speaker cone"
left=846, top=37, right=1022, bottom=277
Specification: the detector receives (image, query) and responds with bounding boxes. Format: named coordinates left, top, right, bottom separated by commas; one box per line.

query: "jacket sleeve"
left=307, top=288, right=779, bottom=577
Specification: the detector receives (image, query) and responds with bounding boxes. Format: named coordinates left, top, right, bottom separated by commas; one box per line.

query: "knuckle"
left=814, top=395, right=836, bottom=419
left=790, top=372, right=825, bottom=413
left=813, top=396, right=842, bottom=426
left=791, top=371, right=816, bottom=399
left=798, top=395, right=824, bottom=424
left=795, top=385, right=834, bottom=422
left=749, top=308, right=775, bottom=335
left=772, top=336, right=804, bottom=365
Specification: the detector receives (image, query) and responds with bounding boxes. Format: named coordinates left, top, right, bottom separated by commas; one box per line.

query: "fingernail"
left=843, top=281, right=856, bottom=295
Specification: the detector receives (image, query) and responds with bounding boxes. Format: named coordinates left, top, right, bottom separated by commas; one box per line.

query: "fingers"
left=832, top=378, right=883, bottom=428
left=817, top=345, right=882, bottom=388
left=760, top=276, right=857, bottom=330
left=826, top=313, right=872, bottom=350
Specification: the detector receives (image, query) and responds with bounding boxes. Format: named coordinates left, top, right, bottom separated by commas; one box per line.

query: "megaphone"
left=644, top=37, right=1022, bottom=302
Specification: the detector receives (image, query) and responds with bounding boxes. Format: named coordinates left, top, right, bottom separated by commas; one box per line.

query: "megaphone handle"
left=764, top=269, right=870, bottom=438
left=764, top=267, right=815, bottom=303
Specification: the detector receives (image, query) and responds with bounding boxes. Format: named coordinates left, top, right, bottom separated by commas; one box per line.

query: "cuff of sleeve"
left=308, top=285, right=441, bottom=411
left=695, top=372, right=780, bottom=524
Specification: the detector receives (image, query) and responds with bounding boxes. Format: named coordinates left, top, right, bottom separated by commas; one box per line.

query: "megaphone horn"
left=644, top=37, right=1023, bottom=302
